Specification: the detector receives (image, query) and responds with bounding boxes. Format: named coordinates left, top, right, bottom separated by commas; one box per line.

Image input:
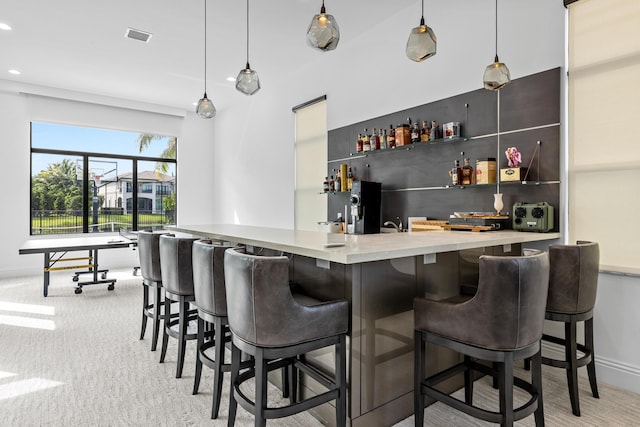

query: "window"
left=30, top=122, right=177, bottom=235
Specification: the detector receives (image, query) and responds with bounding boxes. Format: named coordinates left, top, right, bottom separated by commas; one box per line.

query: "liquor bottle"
left=421, top=121, right=430, bottom=142
left=380, top=128, right=387, bottom=150
left=450, top=160, right=461, bottom=185
left=329, top=174, right=335, bottom=192
left=387, top=125, right=396, bottom=148
left=363, top=128, right=371, bottom=152
left=461, top=158, right=474, bottom=185
left=335, top=169, right=341, bottom=192
left=430, top=120, right=439, bottom=141
left=371, top=128, right=379, bottom=150
left=347, top=167, right=354, bottom=191
left=411, top=122, right=420, bottom=143
left=356, top=133, right=363, bottom=153
left=323, top=176, right=330, bottom=192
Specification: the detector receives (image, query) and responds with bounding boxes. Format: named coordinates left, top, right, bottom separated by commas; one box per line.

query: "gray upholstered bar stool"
left=414, top=252, right=550, bottom=427
left=159, top=234, right=199, bottom=378
left=224, top=247, right=349, bottom=427
left=138, top=230, right=171, bottom=351
left=542, top=241, right=600, bottom=416
left=191, top=239, right=239, bottom=419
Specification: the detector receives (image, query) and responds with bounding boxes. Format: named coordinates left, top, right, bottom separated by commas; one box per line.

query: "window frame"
left=30, top=127, right=177, bottom=235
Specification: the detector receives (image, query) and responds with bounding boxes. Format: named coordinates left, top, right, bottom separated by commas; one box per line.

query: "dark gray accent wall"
left=327, top=68, right=561, bottom=231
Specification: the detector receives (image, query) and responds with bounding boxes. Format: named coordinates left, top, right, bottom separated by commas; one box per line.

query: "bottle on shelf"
left=356, top=133, right=363, bottom=153
left=380, top=128, right=387, bottom=150
left=421, top=121, right=430, bottom=142
left=430, top=121, right=439, bottom=141
left=329, top=171, right=336, bottom=192
left=336, top=168, right=342, bottom=192
left=362, top=129, right=371, bottom=152
left=388, top=125, right=396, bottom=148
left=461, top=158, right=474, bottom=185
left=323, top=176, right=330, bottom=192
left=347, top=167, right=354, bottom=191
left=340, top=164, right=348, bottom=192
left=450, top=160, right=461, bottom=185
left=411, top=122, right=421, bottom=143
left=371, top=128, right=379, bottom=150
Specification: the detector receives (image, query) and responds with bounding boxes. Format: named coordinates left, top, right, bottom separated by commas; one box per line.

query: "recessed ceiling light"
left=226, top=77, right=236, bottom=82
left=8, top=69, right=21, bottom=75
left=0, top=23, right=12, bottom=31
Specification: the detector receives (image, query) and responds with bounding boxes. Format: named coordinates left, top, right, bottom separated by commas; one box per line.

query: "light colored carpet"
left=1, top=269, right=639, bottom=426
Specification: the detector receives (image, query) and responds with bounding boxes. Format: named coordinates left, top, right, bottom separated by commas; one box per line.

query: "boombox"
left=512, top=202, right=554, bottom=232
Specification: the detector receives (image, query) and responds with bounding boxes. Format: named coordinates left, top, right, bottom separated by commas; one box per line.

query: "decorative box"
left=395, top=124, right=410, bottom=146
left=476, top=158, right=497, bottom=184
left=443, top=122, right=460, bottom=139
left=500, top=167, right=527, bottom=182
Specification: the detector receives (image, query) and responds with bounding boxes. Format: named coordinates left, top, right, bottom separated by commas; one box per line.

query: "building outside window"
left=30, top=122, right=177, bottom=235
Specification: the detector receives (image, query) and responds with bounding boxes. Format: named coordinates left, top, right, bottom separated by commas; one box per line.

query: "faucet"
left=383, top=217, right=403, bottom=232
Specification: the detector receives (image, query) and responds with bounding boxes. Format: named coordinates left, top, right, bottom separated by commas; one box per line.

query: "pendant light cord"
left=203, top=0, right=207, bottom=93
left=246, top=0, right=250, bottom=67
left=420, top=0, right=425, bottom=26
left=494, top=0, right=498, bottom=59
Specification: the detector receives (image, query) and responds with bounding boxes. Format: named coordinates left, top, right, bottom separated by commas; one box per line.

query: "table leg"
left=92, top=249, right=99, bottom=282
left=43, top=252, right=50, bottom=297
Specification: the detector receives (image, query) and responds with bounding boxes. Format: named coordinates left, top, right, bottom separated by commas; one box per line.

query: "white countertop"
left=170, top=224, right=561, bottom=264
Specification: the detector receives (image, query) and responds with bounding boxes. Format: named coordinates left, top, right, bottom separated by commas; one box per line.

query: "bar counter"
left=170, top=224, right=560, bottom=264
left=170, top=224, right=560, bottom=427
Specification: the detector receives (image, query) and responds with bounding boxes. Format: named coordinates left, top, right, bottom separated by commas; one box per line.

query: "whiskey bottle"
left=461, top=158, right=474, bottom=185
left=411, top=122, right=420, bottom=143
left=362, top=129, right=371, bottom=152
left=421, top=121, right=430, bottom=142
left=380, top=128, right=387, bottom=150
left=387, top=125, right=396, bottom=148
left=371, top=128, right=379, bottom=150
left=356, top=133, right=363, bottom=153
left=329, top=174, right=335, bottom=192
left=347, top=167, right=354, bottom=191
left=323, top=176, right=330, bottom=192
left=450, top=160, right=461, bottom=185
left=335, top=169, right=341, bottom=192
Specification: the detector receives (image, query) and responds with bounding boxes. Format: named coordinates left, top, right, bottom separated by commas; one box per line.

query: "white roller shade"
left=568, top=0, right=640, bottom=273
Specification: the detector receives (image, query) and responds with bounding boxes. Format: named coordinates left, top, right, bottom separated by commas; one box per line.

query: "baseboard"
left=541, top=341, right=640, bottom=395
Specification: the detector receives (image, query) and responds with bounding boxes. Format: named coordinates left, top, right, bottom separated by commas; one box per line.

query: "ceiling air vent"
left=125, top=28, right=152, bottom=43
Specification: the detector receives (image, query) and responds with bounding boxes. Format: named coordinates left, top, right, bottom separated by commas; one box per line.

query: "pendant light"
left=235, top=0, right=260, bottom=96
left=483, top=0, right=511, bottom=91
left=196, top=0, right=216, bottom=118
left=406, top=0, right=437, bottom=62
left=306, top=1, right=340, bottom=52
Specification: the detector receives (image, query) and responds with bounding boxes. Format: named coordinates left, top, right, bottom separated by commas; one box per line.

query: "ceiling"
left=0, top=0, right=417, bottom=114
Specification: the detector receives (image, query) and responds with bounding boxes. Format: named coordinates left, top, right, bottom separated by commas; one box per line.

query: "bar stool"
left=191, top=239, right=238, bottom=419
left=138, top=230, right=171, bottom=351
left=159, top=234, right=199, bottom=378
left=542, top=241, right=600, bottom=416
left=414, top=252, right=549, bottom=426
left=223, top=247, right=349, bottom=427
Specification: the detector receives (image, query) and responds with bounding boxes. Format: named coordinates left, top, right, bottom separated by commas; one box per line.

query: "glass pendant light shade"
left=236, top=0, right=260, bottom=95
left=236, top=63, right=261, bottom=95
left=483, top=0, right=510, bottom=91
left=196, top=0, right=215, bottom=118
left=483, top=56, right=511, bottom=91
left=306, top=2, right=340, bottom=51
left=406, top=18, right=437, bottom=62
left=196, top=93, right=216, bottom=118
